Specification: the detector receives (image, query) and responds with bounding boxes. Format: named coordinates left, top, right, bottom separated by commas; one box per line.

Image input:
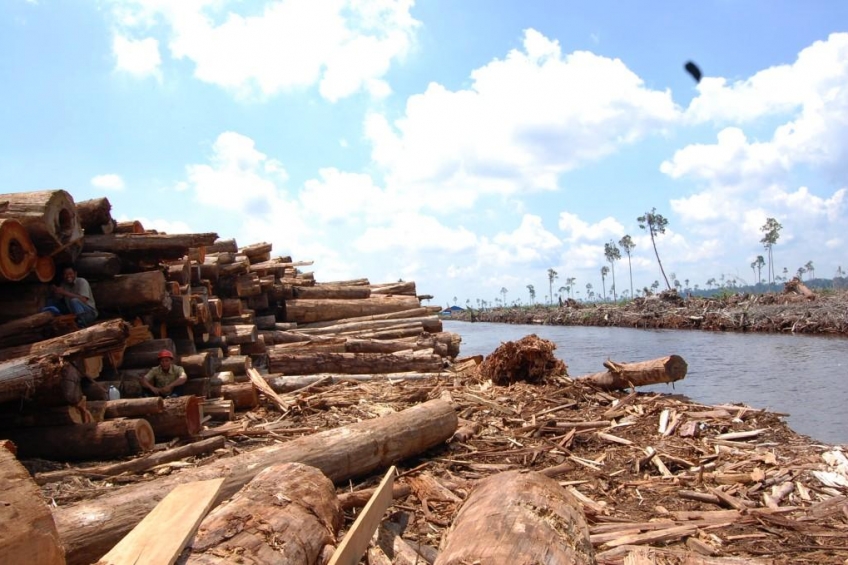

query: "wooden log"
left=75, top=252, right=122, bottom=279
left=165, top=258, right=191, bottom=285
left=87, top=397, right=164, bottom=419
left=0, top=218, right=37, bottom=282
left=0, top=311, right=54, bottom=348
left=35, top=436, right=226, bottom=485
left=91, top=271, right=170, bottom=314
left=370, top=281, right=417, bottom=296
left=0, top=404, right=86, bottom=428
left=265, top=372, right=441, bottom=393
left=297, top=306, right=437, bottom=329
left=0, top=418, right=155, bottom=461
left=285, top=295, right=422, bottom=324
left=293, top=285, right=371, bottom=299
left=25, top=254, right=56, bottom=283
left=114, top=220, right=144, bottom=234
left=434, top=471, right=595, bottom=565
left=143, top=396, right=203, bottom=439
left=221, top=383, right=258, bottom=409
left=0, top=446, right=65, bottom=565
left=82, top=232, right=219, bottom=261
left=268, top=350, right=444, bottom=375
left=238, top=241, right=273, bottom=259
left=178, top=352, right=217, bottom=378
left=185, top=462, right=341, bottom=564
left=220, top=298, right=243, bottom=318
left=0, top=282, right=51, bottom=321
left=76, top=197, right=114, bottom=233
left=245, top=292, right=268, bottom=310
left=0, top=189, right=83, bottom=255
left=576, top=355, right=688, bottom=390
left=0, top=318, right=130, bottom=363
left=96, top=479, right=224, bottom=565
left=207, top=298, right=222, bottom=320
left=205, top=238, right=238, bottom=254
left=219, top=354, right=251, bottom=375
left=54, top=398, right=458, bottom=565
left=296, top=316, right=438, bottom=336
left=183, top=378, right=211, bottom=398
left=0, top=354, right=82, bottom=405
left=202, top=399, right=234, bottom=421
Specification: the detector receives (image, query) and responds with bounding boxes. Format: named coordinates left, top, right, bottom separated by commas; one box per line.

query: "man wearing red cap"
left=141, top=349, right=187, bottom=397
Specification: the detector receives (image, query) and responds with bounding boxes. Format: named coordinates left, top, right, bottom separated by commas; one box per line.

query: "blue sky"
left=2, top=1, right=847, bottom=306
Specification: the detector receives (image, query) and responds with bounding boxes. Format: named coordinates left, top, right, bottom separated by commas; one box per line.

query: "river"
left=443, top=320, right=848, bottom=446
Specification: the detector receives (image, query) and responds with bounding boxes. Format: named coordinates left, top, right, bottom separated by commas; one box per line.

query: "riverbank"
left=449, top=287, right=848, bottom=337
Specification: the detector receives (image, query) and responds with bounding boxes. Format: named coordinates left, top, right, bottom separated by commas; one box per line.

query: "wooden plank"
left=95, top=478, right=224, bottom=565
left=328, top=466, right=397, bottom=565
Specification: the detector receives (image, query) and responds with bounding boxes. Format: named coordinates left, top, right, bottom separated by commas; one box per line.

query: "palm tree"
left=804, top=260, right=815, bottom=280
left=452, top=296, right=457, bottom=306
left=796, top=266, right=806, bottom=279
left=558, top=286, right=567, bottom=303
left=500, top=287, right=508, bottom=305
left=618, top=235, right=635, bottom=300
left=600, top=266, right=609, bottom=300
left=566, top=277, right=576, bottom=299
left=755, top=255, right=765, bottom=285
left=760, top=217, right=782, bottom=289
left=527, top=284, right=535, bottom=305
left=585, top=282, right=593, bottom=302
left=637, top=208, right=671, bottom=290
left=547, top=268, right=558, bottom=305
left=750, top=260, right=757, bottom=284
left=604, top=239, right=621, bottom=302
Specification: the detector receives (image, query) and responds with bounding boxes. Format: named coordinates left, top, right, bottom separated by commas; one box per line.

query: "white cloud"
left=90, top=173, right=126, bottom=191
left=354, top=214, right=477, bottom=253
left=557, top=212, right=624, bottom=242
left=112, top=34, right=162, bottom=79
left=109, top=0, right=418, bottom=101
left=366, top=28, right=680, bottom=211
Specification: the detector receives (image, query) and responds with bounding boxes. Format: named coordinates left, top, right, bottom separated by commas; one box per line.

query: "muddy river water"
left=444, top=320, right=848, bottom=446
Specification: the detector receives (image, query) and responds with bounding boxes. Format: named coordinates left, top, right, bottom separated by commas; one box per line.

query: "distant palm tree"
left=566, top=277, right=576, bottom=299
left=585, top=282, right=593, bottom=302
left=604, top=239, right=621, bottom=302
left=637, top=208, right=671, bottom=290
left=527, top=284, right=535, bottom=305
left=618, top=235, right=635, bottom=299
left=804, top=260, right=815, bottom=280
left=760, top=218, right=782, bottom=288
left=547, top=268, right=558, bottom=305
left=500, top=287, right=508, bottom=305
left=600, top=266, right=609, bottom=300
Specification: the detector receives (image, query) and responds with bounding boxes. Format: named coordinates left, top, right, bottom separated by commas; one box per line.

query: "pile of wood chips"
left=35, top=343, right=848, bottom=564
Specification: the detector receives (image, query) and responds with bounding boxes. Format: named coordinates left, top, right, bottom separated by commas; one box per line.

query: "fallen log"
left=202, top=399, right=234, bottom=421
left=91, top=271, right=170, bottom=315
left=292, top=285, right=371, bottom=299
left=54, top=398, right=458, bottom=565
left=143, top=395, right=203, bottom=439
left=0, top=318, right=130, bottom=363
left=0, top=403, right=86, bottom=428
left=0, top=311, right=55, bottom=348
left=0, top=189, right=83, bottom=255
left=265, top=372, right=443, bottom=393
left=576, top=355, right=688, bottom=390
left=284, top=295, right=421, bottom=324
left=220, top=383, right=258, bottom=409
left=76, top=197, right=114, bottom=234
left=0, top=444, right=66, bottom=565
left=434, top=470, right=595, bottom=565
left=0, top=218, right=38, bottom=282
left=184, top=462, right=342, bottom=564
left=34, top=435, right=226, bottom=485
left=0, top=418, right=155, bottom=461
left=87, top=397, right=164, bottom=419
left=268, top=350, right=444, bottom=375
left=74, top=252, right=122, bottom=279
left=0, top=354, right=82, bottom=405
left=82, top=232, right=219, bottom=261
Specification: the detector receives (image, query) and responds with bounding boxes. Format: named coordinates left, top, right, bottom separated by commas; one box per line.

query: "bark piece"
left=185, top=463, right=342, bottom=564
left=55, top=399, right=458, bottom=565
left=0, top=445, right=65, bottom=565
left=435, top=471, right=595, bottom=565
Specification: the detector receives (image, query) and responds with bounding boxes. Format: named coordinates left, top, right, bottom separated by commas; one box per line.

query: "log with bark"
left=184, top=462, right=342, bottom=564
left=576, top=355, right=688, bottom=390
left=268, top=350, right=444, bottom=375
left=285, top=295, right=422, bottom=324
left=143, top=395, right=203, bottom=439
left=74, top=252, right=122, bottom=280
left=297, top=306, right=441, bottom=329
left=82, top=232, right=219, bottom=261
left=0, top=189, right=83, bottom=255
left=178, top=352, right=218, bottom=378
left=76, top=197, right=114, bottom=234
left=0, top=418, right=155, bottom=461
left=26, top=253, right=56, bottom=283
left=370, top=281, right=417, bottom=296
left=54, top=398, right=458, bottom=565
left=435, top=470, right=595, bottom=565
left=202, top=399, right=234, bottom=421
left=0, top=218, right=38, bottom=282
left=0, top=354, right=82, bottom=405
left=0, top=403, right=87, bottom=428
left=0, top=444, right=66, bottom=565
left=91, top=270, right=170, bottom=315
left=0, top=311, right=55, bottom=348
left=113, top=220, right=144, bottom=234
left=0, top=318, right=130, bottom=363
left=264, top=372, right=442, bottom=393
left=220, top=383, right=258, bottom=409
left=87, top=397, right=164, bottom=419
left=292, top=284, right=371, bottom=299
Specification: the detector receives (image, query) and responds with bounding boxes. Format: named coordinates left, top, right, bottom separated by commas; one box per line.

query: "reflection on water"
left=445, top=320, right=848, bottom=446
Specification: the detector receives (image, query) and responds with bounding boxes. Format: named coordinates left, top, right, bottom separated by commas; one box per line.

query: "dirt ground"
left=34, top=335, right=848, bottom=564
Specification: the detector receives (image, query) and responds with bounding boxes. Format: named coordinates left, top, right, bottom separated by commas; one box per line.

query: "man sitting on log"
left=43, top=265, right=98, bottom=328
left=140, top=350, right=187, bottom=398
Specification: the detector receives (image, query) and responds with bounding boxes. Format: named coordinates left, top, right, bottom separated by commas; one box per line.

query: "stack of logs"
left=0, top=190, right=459, bottom=463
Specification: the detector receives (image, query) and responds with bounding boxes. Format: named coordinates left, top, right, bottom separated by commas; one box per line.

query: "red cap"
left=158, top=349, right=174, bottom=359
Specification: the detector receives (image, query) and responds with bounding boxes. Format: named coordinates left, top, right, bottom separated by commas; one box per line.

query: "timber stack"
left=0, top=189, right=458, bottom=466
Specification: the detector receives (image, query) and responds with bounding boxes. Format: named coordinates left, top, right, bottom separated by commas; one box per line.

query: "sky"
left=1, top=1, right=847, bottom=307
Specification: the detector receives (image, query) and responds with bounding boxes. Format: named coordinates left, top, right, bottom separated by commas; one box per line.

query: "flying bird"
left=684, top=61, right=702, bottom=83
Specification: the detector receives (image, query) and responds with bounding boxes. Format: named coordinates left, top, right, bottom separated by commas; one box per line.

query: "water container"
left=108, top=385, right=121, bottom=401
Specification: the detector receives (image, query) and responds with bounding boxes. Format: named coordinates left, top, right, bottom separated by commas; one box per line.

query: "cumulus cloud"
left=366, top=28, right=680, bottom=211
left=557, top=212, right=624, bottom=242
left=108, top=0, right=418, bottom=100
left=91, top=173, right=126, bottom=191
left=112, top=34, right=162, bottom=78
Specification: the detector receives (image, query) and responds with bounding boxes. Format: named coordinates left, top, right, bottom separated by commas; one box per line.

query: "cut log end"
left=0, top=218, right=38, bottom=281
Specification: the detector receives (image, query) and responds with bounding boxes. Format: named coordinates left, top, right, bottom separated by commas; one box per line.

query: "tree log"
left=221, top=324, right=257, bottom=345
left=178, top=352, right=217, bottom=378
left=0, top=218, right=38, bottom=282
left=0, top=445, right=65, bottom=565
left=576, top=355, right=688, bottom=390
left=184, top=462, right=341, bottom=564
left=294, top=316, right=438, bottom=336
left=82, top=232, right=219, bottom=261
left=268, top=350, right=444, bottom=375
left=219, top=354, right=251, bottom=375
left=113, top=220, right=144, bottom=234
left=25, top=253, right=56, bottom=283
left=370, top=281, right=417, bottom=296
left=202, top=399, right=234, bottom=421
left=91, top=271, right=170, bottom=314
left=0, top=354, right=82, bottom=405
left=0, top=404, right=86, bottom=428
left=0, top=318, right=130, bottom=363
left=74, top=252, right=122, bottom=280
left=285, top=296, right=421, bottom=324
left=0, top=282, right=51, bottom=321
left=435, top=471, right=595, bottom=565
left=76, top=197, right=114, bottom=233
left=205, top=238, right=238, bottom=254
left=0, top=418, right=155, bottom=461
left=54, top=398, right=458, bottom=565
left=221, top=383, right=258, bottom=409
left=143, top=396, right=203, bottom=439
left=0, top=311, right=55, bottom=348
left=87, top=397, right=164, bottom=419
left=293, top=285, right=371, bottom=299
left=0, top=189, right=83, bottom=255
left=265, top=372, right=441, bottom=393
